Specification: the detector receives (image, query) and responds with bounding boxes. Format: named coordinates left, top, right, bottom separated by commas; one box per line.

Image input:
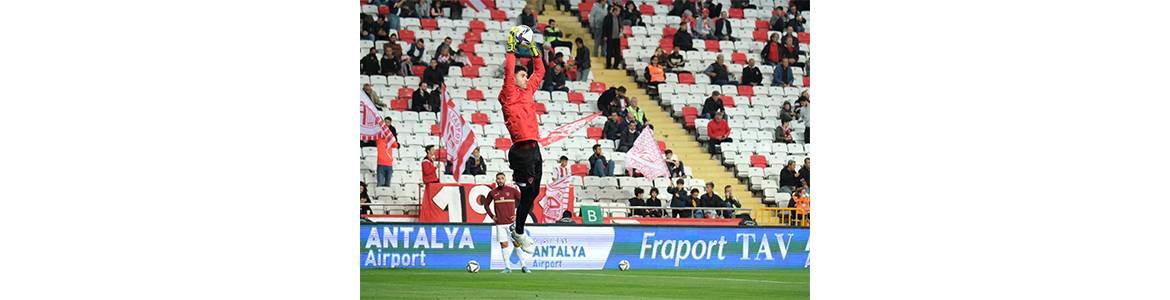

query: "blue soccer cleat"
left=521, top=267, right=532, bottom=273
left=500, top=268, right=512, bottom=273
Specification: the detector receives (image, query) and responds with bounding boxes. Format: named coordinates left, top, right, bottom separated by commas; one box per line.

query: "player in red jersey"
left=497, top=38, right=544, bottom=254
left=481, top=173, right=531, bottom=273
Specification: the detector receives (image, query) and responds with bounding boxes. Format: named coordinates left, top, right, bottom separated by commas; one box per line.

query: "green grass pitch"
left=361, top=268, right=809, bottom=299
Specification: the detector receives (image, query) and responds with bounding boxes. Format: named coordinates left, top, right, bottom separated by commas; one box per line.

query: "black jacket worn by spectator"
left=673, top=30, right=694, bottom=51
left=703, top=1, right=722, bottom=18
left=629, top=197, right=646, bottom=216
left=422, top=66, right=445, bottom=86
left=667, top=52, right=686, bottom=71
left=411, top=88, right=431, bottom=112
left=701, top=96, right=724, bottom=117
left=603, top=118, right=623, bottom=140
left=644, top=196, right=662, bottom=217
left=544, top=69, right=567, bottom=89
left=707, top=62, right=730, bottom=82
left=761, top=41, right=782, bottom=65
left=362, top=21, right=379, bottom=38
left=520, top=12, right=537, bottom=28
left=700, top=193, right=723, bottom=208
left=779, top=168, right=800, bottom=187
left=799, top=165, right=810, bottom=186
left=714, top=18, right=733, bottom=39
left=380, top=55, right=399, bottom=75
left=596, top=88, right=617, bottom=114
left=575, top=45, right=591, bottom=70
left=617, top=129, right=640, bottom=152
left=667, top=186, right=692, bottom=217
left=588, top=153, right=609, bottom=174
left=361, top=54, right=380, bottom=75
left=742, top=65, right=762, bottom=85
left=407, top=43, right=426, bottom=62
left=464, top=156, right=486, bottom=175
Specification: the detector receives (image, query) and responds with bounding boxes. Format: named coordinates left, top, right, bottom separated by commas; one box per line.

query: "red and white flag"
left=440, top=85, right=478, bottom=182
left=360, top=89, right=390, bottom=140
left=461, top=0, right=487, bottom=12
left=538, top=112, right=603, bottom=146
left=623, top=128, right=671, bottom=181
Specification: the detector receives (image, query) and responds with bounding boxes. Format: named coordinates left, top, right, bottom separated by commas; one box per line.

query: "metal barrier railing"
left=752, top=207, right=809, bottom=226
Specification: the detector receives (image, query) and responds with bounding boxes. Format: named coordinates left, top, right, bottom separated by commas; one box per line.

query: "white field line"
left=560, top=272, right=807, bottom=284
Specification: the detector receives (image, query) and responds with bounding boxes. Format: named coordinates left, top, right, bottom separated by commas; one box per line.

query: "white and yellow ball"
left=467, top=260, right=480, bottom=273
left=510, top=25, right=535, bottom=47
left=618, top=260, right=630, bottom=271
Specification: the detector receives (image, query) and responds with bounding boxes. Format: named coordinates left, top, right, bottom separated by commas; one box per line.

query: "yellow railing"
left=752, top=208, right=810, bottom=227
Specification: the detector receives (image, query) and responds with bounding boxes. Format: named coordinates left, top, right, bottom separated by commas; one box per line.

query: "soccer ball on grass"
left=467, top=260, right=480, bottom=273
left=618, top=260, right=630, bottom=271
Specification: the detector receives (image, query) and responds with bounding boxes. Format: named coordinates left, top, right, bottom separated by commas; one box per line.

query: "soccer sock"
left=516, top=247, right=530, bottom=268
left=501, top=245, right=514, bottom=269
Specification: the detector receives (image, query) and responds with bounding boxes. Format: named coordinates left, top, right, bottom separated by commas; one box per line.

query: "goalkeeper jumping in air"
left=497, top=26, right=544, bottom=254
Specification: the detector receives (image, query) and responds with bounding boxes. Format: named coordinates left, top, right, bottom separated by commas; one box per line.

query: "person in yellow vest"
left=644, top=56, right=667, bottom=97
left=625, top=97, right=647, bottom=124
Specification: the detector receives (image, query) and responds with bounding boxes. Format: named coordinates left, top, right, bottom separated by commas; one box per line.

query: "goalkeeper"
left=496, top=27, right=545, bottom=254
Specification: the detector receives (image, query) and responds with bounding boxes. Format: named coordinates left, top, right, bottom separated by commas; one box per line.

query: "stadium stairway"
left=542, top=7, right=764, bottom=213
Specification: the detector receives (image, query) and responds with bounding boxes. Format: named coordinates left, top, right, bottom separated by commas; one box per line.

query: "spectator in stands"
left=705, top=54, right=738, bottom=85
left=361, top=47, right=380, bottom=75
left=779, top=100, right=795, bottom=122
left=552, top=52, right=567, bottom=70
left=361, top=14, right=376, bottom=40
left=682, top=11, right=697, bottom=31
left=375, top=123, right=397, bottom=187
left=771, top=59, right=794, bottom=87
left=421, top=145, right=441, bottom=186
left=617, top=122, right=641, bottom=152
left=620, top=113, right=643, bottom=132
left=699, top=182, right=722, bottom=218
left=407, top=39, right=427, bottom=65
left=554, top=0, right=571, bottom=13
left=575, top=38, right=591, bottom=81
left=646, top=188, right=664, bottom=217
left=465, top=147, right=486, bottom=175
left=552, top=156, right=571, bottom=181
left=602, top=6, right=624, bottom=70
left=589, top=1, right=608, bottom=57
left=382, top=8, right=402, bottom=31
left=361, top=181, right=373, bottom=215
left=664, top=149, right=684, bottom=178
left=672, top=23, right=695, bottom=51
left=742, top=59, right=763, bottom=86
left=737, top=0, right=757, bottom=9
left=444, top=159, right=455, bottom=175
left=769, top=6, right=787, bottom=31
left=666, top=46, right=687, bottom=73
left=700, top=91, right=725, bottom=119
left=667, top=179, right=692, bottom=218
left=380, top=51, right=401, bottom=76
left=694, top=14, right=715, bottom=40
left=608, top=86, right=630, bottom=115
left=782, top=36, right=801, bottom=67
left=774, top=119, right=794, bottom=143
left=722, top=185, right=742, bottom=218
left=779, top=159, right=801, bottom=193
left=761, top=33, right=783, bottom=66
left=397, top=0, right=418, bottom=18
left=544, top=20, right=574, bottom=49
left=603, top=111, right=623, bottom=140
left=785, top=11, right=806, bottom=32
left=428, top=1, right=445, bottom=19
left=557, top=210, right=576, bottom=223
left=439, top=0, right=463, bottom=19
left=543, top=64, right=569, bottom=92
left=423, top=59, right=446, bottom=86
left=622, top=2, right=644, bottom=26
left=706, top=111, right=732, bottom=154
left=434, top=37, right=453, bottom=58
left=383, top=117, right=398, bottom=143
left=452, top=49, right=470, bottom=68
left=645, top=56, right=667, bottom=94
left=375, top=28, right=392, bottom=42
left=411, top=82, right=434, bottom=112
left=597, top=87, right=618, bottom=116
left=436, top=47, right=453, bottom=69
left=626, top=97, right=647, bottom=124
left=782, top=27, right=799, bottom=48
left=520, top=5, right=538, bottom=31
left=798, top=90, right=809, bottom=104
left=714, top=11, right=736, bottom=41
left=589, top=144, right=615, bottom=177
left=385, top=34, right=404, bottom=58
left=363, top=84, right=386, bottom=110
left=797, top=98, right=809, bottom=143
left=703, top=0, right=723, bottom=18
left=628, top=187, right=647, bottom=216
left=791, top=186, right=810, bottom=225
left=799, top=157, right=810, bottom=187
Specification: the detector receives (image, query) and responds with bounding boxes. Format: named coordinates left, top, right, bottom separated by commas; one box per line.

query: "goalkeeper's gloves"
left=525, top=44, right=539, bottom=57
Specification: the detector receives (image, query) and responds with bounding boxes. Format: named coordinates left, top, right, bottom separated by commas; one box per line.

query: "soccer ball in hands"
left=467, top=260, right=480, bottom=273
left=618, top=260, right=630, bottom=271
left=509, top=25, right=535, bottom=48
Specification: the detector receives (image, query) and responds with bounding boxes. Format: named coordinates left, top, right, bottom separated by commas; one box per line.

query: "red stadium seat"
left=399, top=30, right=415, bottom=43
left=729, top=9, right=743, bottom=19
left=495, top=137, right=512, bottom=150
left=731, top=53, right=747, bottom=65
left=490, top=10, right=507, bottom=22
left=802, top=77, right=810, bottom=87
left=378, top=6, right=390, bottom=16
left=682, top=106, right=698, bottom=117
left=750, top=155, right=767, bottom=168
left=678, top=73, right=694, bottom=84
left=663, top=27, right=677, bottom=38
left=684, top=115, right=696, bottom=129
left=622, top=25, right=632, bottom=37
left=391, top=99, right=409, bottom=111
left=431, top=124, right=441, bottom=136
left=459, top=44, right=475, bottom=55
left=399, top=88, right=414, bottom=100
left=705, top=40, right=719, bottom=52
left=361, top=0, right=369, bottom=5
left=753, top=30, right=767, bottom=42
left=620, top=38, right=628, bottom=50
left=469, top=56, right=485, bottom=67
left=464, top=31, right=481, bottom=43
left=536, top=23, right=548, bottom=32
left=462, top=66, right=478, bottom=78
left=658, top=0, right=671, bottom=4
left=481, top=0, right=496, bottom=9
left=568, top=92, right=584, bottom=104
left=413, top=66, right=426, bottom=78
left=467, top=89, right=484, bottom=101
left=755, top=20, right=769, bottom=30
left=437, top=149, right=448, bottom=162
left=660, top=39, right=673, bottom=51
left=721, top=96, right=734, bottom=107
left=421, top=19, right=438, bottom=31
left=639, top=5, right=654, bottom=16
left=469, top=20, right=486, bottom=33
left=587, top=127, right=603, bottom=140
left=658, top=141, right=667, bottom=153
left=471, top=113, right=489, bottom=125
left=535, top=102, right=547, bottom=114
left=737, top=86, right=754, bottom=97
left=571, top=164, right=589, bottom=177
left=579, top=3, right=594, bottom=22
left=798, top=32, right=810, bottom=44
left=590, top=82, right=606, bottom=93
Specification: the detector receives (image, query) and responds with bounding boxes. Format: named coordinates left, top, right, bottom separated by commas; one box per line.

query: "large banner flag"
left=538, top=112, right=603, bottom=146
left=539, top=171, right=573, bottom=223
left=440, top=85, right=478, bottom=182
left=461, top=0, right=487, bottom=12
left=361, top=89, right=390, bottom=140
left=623, top=128, right=671, bottom=180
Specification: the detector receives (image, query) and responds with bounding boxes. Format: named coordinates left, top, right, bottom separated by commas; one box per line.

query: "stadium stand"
left=360, top=0, right=809, bottom=220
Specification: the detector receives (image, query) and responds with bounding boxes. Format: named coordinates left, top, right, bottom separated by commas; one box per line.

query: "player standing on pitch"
left=481, top=173, right=531, bottom=273
left=498, top=28, right=544, bottom=254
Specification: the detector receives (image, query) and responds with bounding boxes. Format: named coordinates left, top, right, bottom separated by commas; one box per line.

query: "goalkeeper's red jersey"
left=497, top=52, right=544, bottom=143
